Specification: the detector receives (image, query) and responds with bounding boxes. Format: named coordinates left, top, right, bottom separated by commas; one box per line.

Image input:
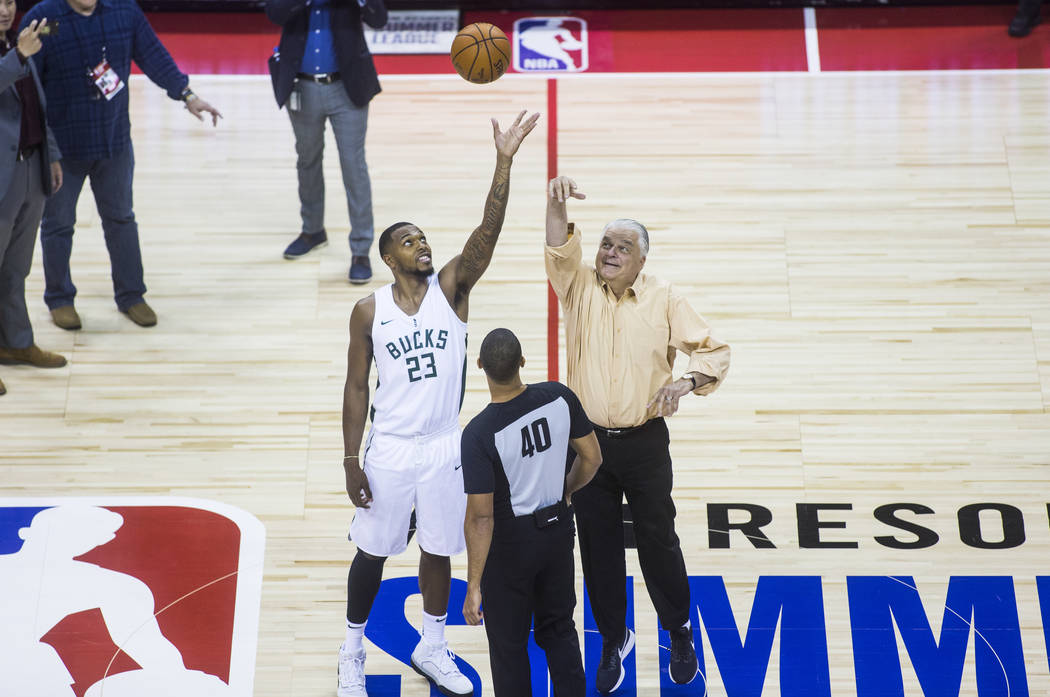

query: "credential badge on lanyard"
left=90, top=48, right=124, bottom=101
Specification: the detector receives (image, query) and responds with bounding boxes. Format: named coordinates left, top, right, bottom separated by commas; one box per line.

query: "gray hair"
left=602, top=218, right=649, bottom=256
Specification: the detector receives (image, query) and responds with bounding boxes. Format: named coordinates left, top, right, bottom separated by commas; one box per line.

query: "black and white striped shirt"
left=461, top=382, right=593, bottom=521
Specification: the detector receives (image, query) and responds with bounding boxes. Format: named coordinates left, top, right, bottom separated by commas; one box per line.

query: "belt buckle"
left=316, top=73, right=332, bottom=83
left=605, top=426, right=627, bottom=437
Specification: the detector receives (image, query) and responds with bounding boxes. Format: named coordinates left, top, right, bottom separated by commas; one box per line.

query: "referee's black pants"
left=481, top=513, right=586, bottom=697
left=573, top=417, right=691, bottom=642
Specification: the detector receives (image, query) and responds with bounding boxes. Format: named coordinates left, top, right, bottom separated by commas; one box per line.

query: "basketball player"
left=461, top=328, right=602, bottom=697
left=336, top=110, right=539, bottom=697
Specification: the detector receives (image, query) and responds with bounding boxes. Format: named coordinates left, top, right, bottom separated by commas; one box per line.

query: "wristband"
left=181, top=88, right=198, bottom=103
left=687, top=373, right=699, bottom=390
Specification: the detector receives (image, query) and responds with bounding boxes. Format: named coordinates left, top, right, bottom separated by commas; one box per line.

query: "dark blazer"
left=0, top=50, right=60, bottom=199
left=265, top=0, right=388, bottom=109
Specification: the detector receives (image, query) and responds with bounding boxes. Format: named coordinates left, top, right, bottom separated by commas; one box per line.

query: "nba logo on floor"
left=513, top=17, right=588, bottom=72
left=0, top=498, right=265, bottom=697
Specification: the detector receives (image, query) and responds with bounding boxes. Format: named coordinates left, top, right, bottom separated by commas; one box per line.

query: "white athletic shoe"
left=337, top=643, right=367, bottom=697
left=410, top=637, right=474, bottom=697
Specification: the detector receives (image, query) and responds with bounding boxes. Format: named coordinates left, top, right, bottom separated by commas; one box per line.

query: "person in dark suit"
left=1008, top=0, right=1041, bottom=36
left=0, top=11, right=65, bottom=396
left=266, top=0, right=387, bottom=284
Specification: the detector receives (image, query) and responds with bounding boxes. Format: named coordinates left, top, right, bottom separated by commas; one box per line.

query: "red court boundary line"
left=546, top=78, right=559, bottom=383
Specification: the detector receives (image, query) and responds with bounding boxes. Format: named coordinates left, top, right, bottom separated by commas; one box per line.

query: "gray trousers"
left=0, top=152, right=45, bottom=350
left=288, top=79, right=374, bottom=257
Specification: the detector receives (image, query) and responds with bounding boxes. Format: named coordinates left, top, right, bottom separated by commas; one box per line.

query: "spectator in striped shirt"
left=20, top=0, right=221, bottom=330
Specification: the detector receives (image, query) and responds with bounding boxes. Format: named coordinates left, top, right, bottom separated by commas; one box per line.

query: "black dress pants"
left=572, top=418, right=691, bottom=642
left=482, top=514, right=586, bottom=697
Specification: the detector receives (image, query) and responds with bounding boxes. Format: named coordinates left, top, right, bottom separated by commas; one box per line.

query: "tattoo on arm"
left=482, top=179, right=508, bottom=231
left=458, top=158, right=512, bottom=288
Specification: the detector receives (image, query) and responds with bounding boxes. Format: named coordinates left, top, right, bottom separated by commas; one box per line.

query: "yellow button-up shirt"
left=545, top=224, right=730, bottom=429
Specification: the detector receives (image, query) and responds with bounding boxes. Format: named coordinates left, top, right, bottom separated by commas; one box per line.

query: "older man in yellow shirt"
left=544, top=175, right=730, bottom=693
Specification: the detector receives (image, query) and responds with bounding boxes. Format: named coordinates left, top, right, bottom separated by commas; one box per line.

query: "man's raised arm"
left=546, top=175, right=586, bottom=247
left=442, top=111, right=540, bottom=299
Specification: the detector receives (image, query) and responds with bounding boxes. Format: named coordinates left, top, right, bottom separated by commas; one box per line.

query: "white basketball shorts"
left=348, top=424, right=467, bottom=557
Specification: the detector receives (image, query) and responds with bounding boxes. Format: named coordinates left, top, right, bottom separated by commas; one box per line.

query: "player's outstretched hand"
left=463, top=585, right=484, bottom=626
left=548, top=176, right=586, bottom=204
left=492, top=110, right=540, bottom=159
left=345, top=462, right=373, bottom=508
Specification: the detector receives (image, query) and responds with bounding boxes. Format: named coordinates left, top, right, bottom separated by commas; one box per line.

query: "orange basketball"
left=450, top=23, right=510, bottom=84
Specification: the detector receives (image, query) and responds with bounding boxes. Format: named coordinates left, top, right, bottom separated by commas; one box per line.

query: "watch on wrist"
left=688, top=373, right=699, bottom=390
left=181, top=87, right=198, bottom=103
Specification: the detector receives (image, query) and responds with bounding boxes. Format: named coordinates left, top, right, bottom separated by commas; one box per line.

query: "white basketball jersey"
left=371, top=274, right=468, bottom=436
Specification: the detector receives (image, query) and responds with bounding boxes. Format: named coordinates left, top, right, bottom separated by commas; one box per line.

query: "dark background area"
left=81, top=0, right=1018, bottom=13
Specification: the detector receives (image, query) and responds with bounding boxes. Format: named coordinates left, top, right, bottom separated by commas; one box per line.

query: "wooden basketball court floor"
left=2, top=70, right=1050, bottom=695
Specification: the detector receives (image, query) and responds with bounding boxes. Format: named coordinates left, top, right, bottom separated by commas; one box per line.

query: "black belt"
left=16, top=144, right=40, bottom=161
left=522, top=500, right=570, bottom=529
left=593, top=418, right=660, bottom=439
left=296, top=72, right=341, bottom=84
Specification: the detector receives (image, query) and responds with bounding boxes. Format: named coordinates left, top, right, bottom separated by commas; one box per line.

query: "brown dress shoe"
left=0, top=345, right=68, bottom=368
left=51, top=305, right=82, bottom=330
left=123, top=302, right=157, bottom=327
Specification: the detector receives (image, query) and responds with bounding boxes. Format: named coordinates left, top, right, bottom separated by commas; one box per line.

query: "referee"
left=461, top=328, right=602, bottom=697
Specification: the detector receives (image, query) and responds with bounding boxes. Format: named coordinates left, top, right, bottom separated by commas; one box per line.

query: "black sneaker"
left=668, top=625, right=698, bottom=685
left=595, top=628, right=635, bottom=694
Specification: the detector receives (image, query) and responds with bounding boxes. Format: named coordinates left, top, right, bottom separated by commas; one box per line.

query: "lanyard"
left=67, top=5, right=110, bottom=74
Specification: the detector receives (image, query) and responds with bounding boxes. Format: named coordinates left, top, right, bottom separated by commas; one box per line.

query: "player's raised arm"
left=342, top=296, right=375, bottom=508
left=441, top=110, right=540, bottom=306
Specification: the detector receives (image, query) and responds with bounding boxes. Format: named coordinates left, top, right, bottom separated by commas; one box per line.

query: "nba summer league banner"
left=359, top=500, right=1050, bottom=696
left=0, top=497, right=264, bottom=697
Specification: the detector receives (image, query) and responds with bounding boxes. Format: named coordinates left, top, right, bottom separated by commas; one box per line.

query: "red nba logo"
left=513, top=17, right=589, bottom=73
left=0, top=498, right=265, bottom=697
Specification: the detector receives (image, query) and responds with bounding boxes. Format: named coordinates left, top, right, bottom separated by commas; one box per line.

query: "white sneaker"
left=410, top=637, right=474, bottom=697
left=337, top=643, right=367, bottom=697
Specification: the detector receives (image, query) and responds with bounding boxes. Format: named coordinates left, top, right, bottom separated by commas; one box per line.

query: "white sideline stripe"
left=185, top=67, right=1050, bottom=84
left=804, top=7, right=821, bottom=73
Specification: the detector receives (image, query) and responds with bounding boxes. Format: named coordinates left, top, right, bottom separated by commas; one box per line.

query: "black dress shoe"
left=349, top=256, right=372, bottom=285
left=1008, top=3, right=1041, bottom=36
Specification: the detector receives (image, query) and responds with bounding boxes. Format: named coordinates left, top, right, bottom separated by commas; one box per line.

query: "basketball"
left=450, top=23, right=510, bottom=84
